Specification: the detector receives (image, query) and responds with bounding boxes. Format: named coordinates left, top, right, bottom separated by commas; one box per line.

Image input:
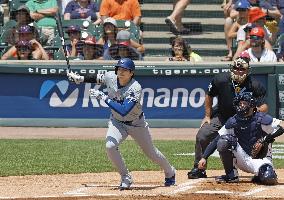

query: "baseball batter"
left=198, top=93, right=284, bottom=185
left=67, top=58, right=176, bottom=190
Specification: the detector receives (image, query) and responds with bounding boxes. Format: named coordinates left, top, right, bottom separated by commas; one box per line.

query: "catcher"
left=198, top=92, right=284, bottom=185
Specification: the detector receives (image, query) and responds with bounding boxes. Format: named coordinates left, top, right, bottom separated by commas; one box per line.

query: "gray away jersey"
left=97, top=71, right=143, bottom=122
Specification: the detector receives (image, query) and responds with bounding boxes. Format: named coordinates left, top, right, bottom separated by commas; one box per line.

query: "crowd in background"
left=0, top=0, right=283, bottom=62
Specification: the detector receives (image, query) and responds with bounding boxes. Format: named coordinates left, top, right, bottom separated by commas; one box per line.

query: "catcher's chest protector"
left=226, top=112, right=272, bottom=156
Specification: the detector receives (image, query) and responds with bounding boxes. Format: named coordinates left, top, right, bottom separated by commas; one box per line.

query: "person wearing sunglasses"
left=245, top=26, right=277, bottom=62
left=187, top=51, right=268, bottom=179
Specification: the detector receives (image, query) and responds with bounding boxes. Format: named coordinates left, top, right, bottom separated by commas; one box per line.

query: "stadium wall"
left=0, top=60, right=280, bottom=128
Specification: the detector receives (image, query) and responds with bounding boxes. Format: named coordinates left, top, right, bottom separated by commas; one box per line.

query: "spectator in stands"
left=61, top=0, right=72, bottom=15
left=166, top=36, right=190, bottom=61
left=64, top=0, right=101, bottom=25
left=97, top=17, right=118, bottom=60
left=14, top=40, right=34, bottom=60
left=26, top=0, right=58, bottom=45
left=233, top=7, right=273, bottom=59
left=246, top=26, right=277, bottom=62
left=99, top=0, right=141, bottom=26
left=165, top=0, right=190, bottom=35
left=187, top=44, right=203, bottom=62
left=65, top=25, right=84, bottom=58
left=2, top=40, right=49, bottom=60
left=258, top=0, right=281, bottom=44
left=82, top=35, right=104, bottom=60
left=2, top=5, right=41, bottom=45
left=221, top=0, right=239, bottom=61
left=227, top=0, right=250, bottom=46
left=108, top=30, right=143, bottom=60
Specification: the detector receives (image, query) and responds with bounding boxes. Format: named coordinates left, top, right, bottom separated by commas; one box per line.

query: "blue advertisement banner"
left=0, top=74, right=267, bottom=119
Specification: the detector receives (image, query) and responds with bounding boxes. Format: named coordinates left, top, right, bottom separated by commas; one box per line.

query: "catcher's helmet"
left=258, top=164, right=278, bottom=185
left=115, top=58, right=135, bottom=71
left=233, top=92, right=256, bottom=117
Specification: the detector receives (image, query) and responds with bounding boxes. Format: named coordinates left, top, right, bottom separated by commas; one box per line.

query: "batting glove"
left=67, top=71, right=84, bottom=84
left=89, top=89, right=108, bottom=101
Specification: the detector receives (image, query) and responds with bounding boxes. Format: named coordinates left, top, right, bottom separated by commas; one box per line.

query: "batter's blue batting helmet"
left=115, top=58, right=135, bottom=71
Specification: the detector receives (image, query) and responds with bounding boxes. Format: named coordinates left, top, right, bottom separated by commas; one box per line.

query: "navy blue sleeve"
left=202, top=135, right=220, bottom=159
left=64, top=1, right=73, bottom=14
left=105, top=98, right=136, bottom=116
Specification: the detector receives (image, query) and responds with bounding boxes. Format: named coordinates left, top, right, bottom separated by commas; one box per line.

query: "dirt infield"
left=0, top=127, right=284, bottom=200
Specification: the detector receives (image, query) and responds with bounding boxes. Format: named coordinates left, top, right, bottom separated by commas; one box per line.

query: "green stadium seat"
left=0, top=20, right=16, bottom=44
left=9, top=0, right=28, bottom=12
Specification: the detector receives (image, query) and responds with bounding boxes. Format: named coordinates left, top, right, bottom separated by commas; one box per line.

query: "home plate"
left=195, top=190, right=234, bottom=194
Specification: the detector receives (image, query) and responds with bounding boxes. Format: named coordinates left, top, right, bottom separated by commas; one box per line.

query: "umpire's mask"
left=230, top=52, right=250, bottom=84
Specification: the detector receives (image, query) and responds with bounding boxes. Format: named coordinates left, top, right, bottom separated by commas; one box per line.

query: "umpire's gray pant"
left=193, top=116, right=223, bottom=167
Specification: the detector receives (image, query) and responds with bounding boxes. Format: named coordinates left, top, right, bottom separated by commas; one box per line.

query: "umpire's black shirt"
left=207, top=72, right=266, bottom=124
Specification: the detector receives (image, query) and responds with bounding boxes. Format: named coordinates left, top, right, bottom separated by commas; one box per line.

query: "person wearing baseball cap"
left=96, top=17, right=119, bottom=60
left=245, top=26, right=276, bottom=62
left=82, top=35, right=103, bottom=60
left=233, top=6, right=274, bottom=60
left=107, top=30, right=143, bottom=60
left=2, top=39, right=49, bottom=60
left=223, top=0, right=251, bottom=62
left=2, top=24, right=49, bottom=60
left=15, top=40, right=33, bottom=60
left=65, top=25, right=84, bottom=58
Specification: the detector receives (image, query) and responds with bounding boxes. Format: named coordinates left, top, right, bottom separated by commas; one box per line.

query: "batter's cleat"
left=187, top=168, right=207, bottom=179
left=119, top=174, right=133, bottom=190
left=165, top=174, right=175, bottom=186
left=215, top=175, right=239, bottom=183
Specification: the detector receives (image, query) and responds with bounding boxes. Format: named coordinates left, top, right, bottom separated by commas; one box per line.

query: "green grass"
left=0, top=139, right=283, bottom=176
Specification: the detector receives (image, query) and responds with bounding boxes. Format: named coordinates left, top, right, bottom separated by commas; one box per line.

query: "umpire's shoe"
left=187, top=168, right=207, bottom=179
left=119, top=174, right=133, bottom=190
left=165, top=174, right=175, bottom=186
left=215, top=175, right=239, bottom=183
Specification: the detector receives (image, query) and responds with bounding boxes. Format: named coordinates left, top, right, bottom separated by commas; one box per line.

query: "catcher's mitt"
left=251, top=137, right=274, bottom=159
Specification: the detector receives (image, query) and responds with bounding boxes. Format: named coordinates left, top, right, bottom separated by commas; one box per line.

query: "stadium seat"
left=0, top=20, right=16, bottom=44
left=8, top=0, right=29, bottom=12
left=116, top=20, right=140, bottom=42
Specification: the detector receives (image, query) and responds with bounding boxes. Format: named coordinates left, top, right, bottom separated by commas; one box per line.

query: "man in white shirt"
left=246, top=26, right=277, bottom=62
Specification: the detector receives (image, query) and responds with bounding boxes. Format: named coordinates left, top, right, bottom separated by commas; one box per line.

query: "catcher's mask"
left=233, top=92, right=256, bottom=118
left=230, top=52, right=250, bottom=84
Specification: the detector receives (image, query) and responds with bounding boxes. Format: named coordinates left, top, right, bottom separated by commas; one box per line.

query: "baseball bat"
left=55, top=1, right=71, bottom=73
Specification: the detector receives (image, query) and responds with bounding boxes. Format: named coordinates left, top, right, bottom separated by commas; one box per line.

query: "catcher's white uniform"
left=218, top=118, right=280, bottom=176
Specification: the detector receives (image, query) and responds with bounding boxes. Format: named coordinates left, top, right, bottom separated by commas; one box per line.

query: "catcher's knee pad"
left=258, top=164, right=278, bottom=185
left=217, top=134, right=237, bottom=152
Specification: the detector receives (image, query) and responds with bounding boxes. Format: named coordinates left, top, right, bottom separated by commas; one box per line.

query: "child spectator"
left=82, top=35, right=103, bottom=60
left=64, top=0, right=101, bottom=25
left=166, top=36, right=190, bottom=61
left=97, top=17, right=118, bottom=59
left=108, top=30, right=143, bottom=60
left=1, top=25, right=49, bottom=60
left=65, top=25, right=84, bottom=58
left=2, top=40, right=49, bottom=60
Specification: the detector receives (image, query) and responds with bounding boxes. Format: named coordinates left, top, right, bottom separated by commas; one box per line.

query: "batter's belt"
left=116, top=112, right=144, bottom=125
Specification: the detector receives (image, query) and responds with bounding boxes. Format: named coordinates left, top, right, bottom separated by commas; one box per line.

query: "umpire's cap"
left=115, top=58, right=135, bottom=71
